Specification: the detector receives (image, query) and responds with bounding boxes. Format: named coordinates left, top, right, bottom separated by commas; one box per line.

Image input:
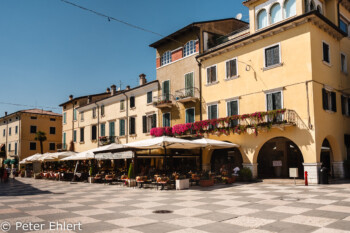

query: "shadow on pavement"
left=0, top=178, right=52, bottom=196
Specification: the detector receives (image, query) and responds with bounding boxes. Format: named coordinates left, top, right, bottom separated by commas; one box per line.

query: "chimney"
left=69, top=95, right=73, bottom=100
left=5, top=112, right=7, bottom=116
left=87, top=95, right=92, bottom=104
left=126, top=85, right=131, bottom=90
left=139, top=73, right=147, bottom=86
left=111, top=85, right=117, bottom=96
left=106, top=87, right=111, bottom=93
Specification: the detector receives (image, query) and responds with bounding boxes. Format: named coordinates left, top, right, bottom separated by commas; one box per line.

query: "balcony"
left=153, top=94, right=173, bottom=109
left=99, top=136, right=117, bottom=146
left=150, top=109, right=300, bottom=137
left=175, top=87, right=200, bottom=104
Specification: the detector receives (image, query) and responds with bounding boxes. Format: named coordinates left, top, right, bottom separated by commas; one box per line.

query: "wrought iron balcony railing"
left=99, top=136, right=117, bottom=146
left=153, top=94, right=174, bottom=108
left=175, top=87, right=200, bottom=103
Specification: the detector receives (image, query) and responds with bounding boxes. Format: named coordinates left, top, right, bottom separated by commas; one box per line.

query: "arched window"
left=310, top=0, right=315, bottom=11
left=257, top=9, right=268, bottom=29
left=270, top=3, right=282, bottom=24
left=183, top=40, right=196, bottom=57
left=284, top=0, right=296, bottom=18
left=161, top=51, right=172, bottom=66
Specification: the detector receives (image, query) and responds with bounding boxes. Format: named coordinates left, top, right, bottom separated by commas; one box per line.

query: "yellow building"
left=60, top=74, right=159, bottom=152
left=150, top=0, right=350, bottom=183
left=0, top=109, right=62, bottom=165
left=150, top=18, right=249, bottom=127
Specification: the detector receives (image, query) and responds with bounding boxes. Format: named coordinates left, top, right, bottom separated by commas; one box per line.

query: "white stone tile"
left=224, top=216, right=275, bottom=228
left=67, top=198, right=96, bottom=203
left=121, top=209, right=154, bottom=216
left=49, top=203, right=84, bottom=209
left=174, top=196, right=204, bottom=201
left=131, top=201, right=166, bottom=209
left=213, top=200, right=250, bottom=207
left=9, top=203, right=44, bottom=208
left=4, top=216, right=45, bottom=225
left=267, top=206, right=310, bottom=215
left=173, top=208, right=211, bottom=217
left=106, top=217, right=158, bottom=227
left=256, top=199, right=291, bottom=206
left=318, top=205, right=350, bottom=214
left=96, top=229, right=143, bottom=233
left=248, top=194, right=279, bottom=199
left=282, top=215, right=337, bottom=227
left=172, top=201, right=206, bottom=207
left=299, top=199, right=337, bottom=205
left=164, top=217, right=214, bottom=228
left=210, top=195, right=240, bottom=200
left=0, top=208, right=21, bottom=214
left=104, top=197, right=132, bottom=203
left=26, top=209, right=67, bottom=216
left=311, top=228, right=350, bottom=233
left=167, top=229, right=208, bottom=233
left=343, top=216, right=350, bottom=221
left=241, top=229, right=276, bottom=233
left=89, top=203, right=125, bottom=209
left=58, top=216, right=100, bottom=224
left=286, top=193, right=318, bottom=199
left=325, top=193, right=350, bottom=198
left=73, top=208, right=114, bottom=216
left=217, top=207, right=260, bottom=215
left=138, top=196, right=168, bottom=202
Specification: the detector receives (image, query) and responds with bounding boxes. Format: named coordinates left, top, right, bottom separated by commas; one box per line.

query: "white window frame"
left=206, top=65, right=218, bottom=85
left=161, top=51, right=172, bottom=66
left=264, top=43, right=282, bottom=68
left=264, top=88, right=284, bottom=111
left=162, top=112, right=171, bottom=127
left=147, top=91, right=153, bottom=104
left=341, top=52, right=348, bottom=74
left=322, top=41, right=331, bottom=65
left=92, top=107, right=97, bottom=119
left=269, top=2, right=282, bottom=25
left=225, top=97, right=240, bottom=116
left=256, top=9, right=268, bottom=30
left=225, top=57, right=239, bottom=80
left=183, top=40, right=196, bottom=57
left=207, top=103, right=219, bottom=120
left=185, top=107, right=196, bottom=123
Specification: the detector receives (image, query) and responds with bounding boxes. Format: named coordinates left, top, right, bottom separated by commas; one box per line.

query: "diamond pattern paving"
left=0, top=178, right=350, bottom=233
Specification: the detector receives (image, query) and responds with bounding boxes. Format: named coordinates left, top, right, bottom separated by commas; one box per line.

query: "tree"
left=35, top=131, right=47, bottom=154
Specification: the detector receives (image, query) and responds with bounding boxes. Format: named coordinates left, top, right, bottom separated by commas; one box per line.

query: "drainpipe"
left=5, top=114, right=8, bottom=159
left=96, top=103, right=100, bottom=147
left=195, top=27, right=203, bottom=121
left=305, top=80, right=313, bottom=130
left=18, top=114, right=21, bottom=161
left=122, top=91, right=129, bottom=143
left=72, top=102, right=75, bottom=151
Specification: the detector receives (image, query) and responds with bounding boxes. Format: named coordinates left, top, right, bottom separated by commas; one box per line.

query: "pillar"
left=332, top=161, right=345, bottom=178
left=243, top=163, right=258, bottom=179
left=303, top=163, right=321, bottom=184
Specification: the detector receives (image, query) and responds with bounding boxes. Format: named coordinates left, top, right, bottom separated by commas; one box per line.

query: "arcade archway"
left=257, top=137, right=304, bottom=178
left=210, top=148, right=243, bottom=174
left=320, top=138, right=333, bottom=176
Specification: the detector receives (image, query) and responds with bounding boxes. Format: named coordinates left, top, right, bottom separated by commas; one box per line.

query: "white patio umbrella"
left=192, top=138, right=239, bottom=149
left=21, top=153, right=44, bottom=163
left=94, top=151, right=134, bottom=160
left=62, top=143, right=126, bottom=161
left=123, top=136, right=204, bottom=150
left=41, top=151, right=77, bottom=162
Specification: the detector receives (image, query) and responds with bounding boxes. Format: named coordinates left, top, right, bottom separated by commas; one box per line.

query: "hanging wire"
left=60, top=0, right=184, bottom=46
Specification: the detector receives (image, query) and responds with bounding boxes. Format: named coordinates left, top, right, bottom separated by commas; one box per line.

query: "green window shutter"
left=151, top=114, right=157, bottom=128
left=322, top=88, right=328, bottom=110
left=147, top=91, right=152, bottom=103
left=185, top=73, right=194, bottom=97
left=163, top=113, right=170, bottom=127
left=109, top=122, right=115, bottom=136
left=120, top=120, right=125, bottom=136
left=63, top=113, right=66, bottom=123
left=142, top=116, right=147, bottom=133
left=186, top=109, right=195, bottom=123
left=73, top=130, right=77, bottom=142
left=101, top=124, right=105, bottom=136
left=63, top=133, right=66, bottom=148
left=162, top=81, right=170, bottom=100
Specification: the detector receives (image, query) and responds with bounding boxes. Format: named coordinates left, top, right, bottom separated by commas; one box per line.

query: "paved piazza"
left=1, top=179, right=350, bottom=233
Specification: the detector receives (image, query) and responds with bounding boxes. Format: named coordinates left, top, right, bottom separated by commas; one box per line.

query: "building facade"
left=60, top=75, right=159, bottom=152
left=0, top=109, right=62, bottom=165
left=150, top=0, right=350, bottom=183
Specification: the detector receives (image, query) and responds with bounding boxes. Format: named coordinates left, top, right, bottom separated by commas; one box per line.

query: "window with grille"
left=322, top=88, right=336, bottom=112
left=208, top=104, right=218, bottom=120
left=183, top=40, right=196, bottom=57
left=161, top=51, right=172, bottom=66
left=323, top=42, right=330, bottom=64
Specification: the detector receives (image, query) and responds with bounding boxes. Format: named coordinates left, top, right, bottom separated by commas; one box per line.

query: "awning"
left=94, top=151, right=134, bottom=160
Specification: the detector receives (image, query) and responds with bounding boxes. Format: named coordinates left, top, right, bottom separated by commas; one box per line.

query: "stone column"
left=202, top=163, right=210, bottom=171
left=303, top=163, right=322, bottom=184
left=332, top=161, right=345, bottom=178
left=243, top=163, right=258, bottom=179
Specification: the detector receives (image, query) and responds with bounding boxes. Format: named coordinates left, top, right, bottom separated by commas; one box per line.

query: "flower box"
left=199, top=179, right=214, bottom=187
left=176, top=179, right=190, bottom=190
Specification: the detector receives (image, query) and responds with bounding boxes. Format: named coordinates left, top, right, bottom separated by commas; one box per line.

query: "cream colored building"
left=60, top=74, right=159, bottom=152
left=149, top=0, right=350, bottom=183
left=0, top=109, right=62, bottom=165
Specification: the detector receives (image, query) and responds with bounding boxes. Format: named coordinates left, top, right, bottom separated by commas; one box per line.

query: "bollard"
left=304, top=171, right=308, bottom=186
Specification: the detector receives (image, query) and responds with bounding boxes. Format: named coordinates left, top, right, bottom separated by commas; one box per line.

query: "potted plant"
left=239, top=167, right=252, bottom=182
left=199, top=171, right=214, bottom=187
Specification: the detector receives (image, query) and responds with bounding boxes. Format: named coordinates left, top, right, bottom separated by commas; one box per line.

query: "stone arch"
left=255, top=136, right=305, bottom=178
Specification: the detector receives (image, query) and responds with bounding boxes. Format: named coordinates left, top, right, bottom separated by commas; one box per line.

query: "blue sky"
left=0, top=0, right=248, bottom=115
